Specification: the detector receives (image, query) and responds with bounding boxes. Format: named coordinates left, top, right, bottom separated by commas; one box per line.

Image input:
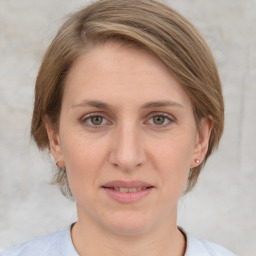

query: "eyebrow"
left=71, top=100, right=112, bottom=109
left=141, top=101, right=184, bottom=109
left=71, top=100, right=184, bottom=109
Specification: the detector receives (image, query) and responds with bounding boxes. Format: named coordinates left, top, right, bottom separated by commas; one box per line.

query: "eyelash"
left=80, top=112, right=111, bottom=128
left=145, top=112, right=174, bottom=128
left=80, top=112, right=174, bottom=129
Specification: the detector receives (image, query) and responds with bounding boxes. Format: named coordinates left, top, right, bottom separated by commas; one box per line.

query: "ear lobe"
left=44, top=116, right=62, bottom=160
left=191, top=117, right=213, bottom=168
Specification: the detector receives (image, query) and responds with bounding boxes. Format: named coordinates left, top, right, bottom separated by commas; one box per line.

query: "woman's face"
left=47, top=42, right=210, bottom=235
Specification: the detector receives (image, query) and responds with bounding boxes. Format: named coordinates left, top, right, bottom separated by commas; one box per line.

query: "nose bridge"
left=110, top=120, right=145, bottom=170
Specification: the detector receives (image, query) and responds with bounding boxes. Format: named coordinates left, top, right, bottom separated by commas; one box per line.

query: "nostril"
left=112, top=163, right=119, bottom=168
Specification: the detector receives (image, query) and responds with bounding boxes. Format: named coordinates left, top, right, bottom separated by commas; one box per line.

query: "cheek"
left=60, top=125, right=106, bottom=169
left=150, top=135, right=195, bottom=190
left=60, top=135, right=108, bottom=196
left=152, top=134, right=195, bottom=169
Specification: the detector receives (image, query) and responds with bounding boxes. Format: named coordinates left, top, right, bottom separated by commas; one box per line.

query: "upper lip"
left=102, top=180, right=154, bottom=188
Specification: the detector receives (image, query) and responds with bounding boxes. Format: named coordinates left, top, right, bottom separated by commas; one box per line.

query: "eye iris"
left=91, top=116, right=103, bottom=125
left=153, top=116, right=165, bottom=125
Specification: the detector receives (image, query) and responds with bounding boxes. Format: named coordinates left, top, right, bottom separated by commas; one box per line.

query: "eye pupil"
left=91, top=116, right=103, bottom=125
left=153, top=116, right=165, bottom=125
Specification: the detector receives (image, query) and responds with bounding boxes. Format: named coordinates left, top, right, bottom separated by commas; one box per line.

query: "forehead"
left=68, top=41, right=170, bottom=80
left=63, top=41, right=191, bottom=108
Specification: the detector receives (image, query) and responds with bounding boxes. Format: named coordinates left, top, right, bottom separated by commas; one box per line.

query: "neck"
left=71, top=208, right=186, bottom=256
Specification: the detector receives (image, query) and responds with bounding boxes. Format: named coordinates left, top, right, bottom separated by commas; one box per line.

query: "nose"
left=109, top=122, right=146, bottom=172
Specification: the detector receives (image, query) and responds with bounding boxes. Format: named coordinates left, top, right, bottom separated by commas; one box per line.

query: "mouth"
left=101, top=180, right=154, bottom=203
left=102, top=186, right=153, bottom=193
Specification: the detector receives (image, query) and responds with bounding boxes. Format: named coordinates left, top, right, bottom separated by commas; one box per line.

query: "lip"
left=101, top=180, right=154, bottom=204
left=102, top=180, right=153, bottom=188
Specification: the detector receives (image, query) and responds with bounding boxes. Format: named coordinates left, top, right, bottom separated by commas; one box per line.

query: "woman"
left=1, top=0, right=236, bottom=255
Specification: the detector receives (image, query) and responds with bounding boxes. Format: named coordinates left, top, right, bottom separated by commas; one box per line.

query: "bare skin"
left=46, top=42, right=212, bottom=256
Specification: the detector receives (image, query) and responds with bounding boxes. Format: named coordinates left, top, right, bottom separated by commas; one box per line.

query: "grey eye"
left=153, top=116, right=166, bottom=125
left=90, top=116, right=104, bottom=125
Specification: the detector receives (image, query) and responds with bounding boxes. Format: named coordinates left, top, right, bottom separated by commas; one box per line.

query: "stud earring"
left=195, top=159, right=200, bottom=164
left=56, top=158, right=65, bottom=168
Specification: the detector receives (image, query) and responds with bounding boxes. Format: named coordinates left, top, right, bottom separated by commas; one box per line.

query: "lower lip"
left=102, top=187, right=154, bottom=203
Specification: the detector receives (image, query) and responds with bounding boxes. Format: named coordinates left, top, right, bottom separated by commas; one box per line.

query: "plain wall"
left=0, top=0, right=255, bottom=255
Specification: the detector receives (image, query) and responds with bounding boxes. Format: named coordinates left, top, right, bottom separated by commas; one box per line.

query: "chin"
left=102, top=211, right=155, bottom=236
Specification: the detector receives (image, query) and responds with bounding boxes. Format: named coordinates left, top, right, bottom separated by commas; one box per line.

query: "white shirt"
left=0, top=226, right=237, bottom=256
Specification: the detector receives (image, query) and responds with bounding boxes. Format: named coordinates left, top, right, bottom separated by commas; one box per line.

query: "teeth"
left=128, top=188, right=137, bottom=192
left=120, top=187, right=129, bottom=193
left=112, top=187, right=145, bottom=192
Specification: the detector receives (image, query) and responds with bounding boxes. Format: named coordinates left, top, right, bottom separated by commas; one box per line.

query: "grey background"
left=0, top=0, right=255, bottom=255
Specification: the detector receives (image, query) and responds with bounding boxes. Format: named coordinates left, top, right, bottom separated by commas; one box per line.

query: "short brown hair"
left=31, top=0, right=224, bottom=196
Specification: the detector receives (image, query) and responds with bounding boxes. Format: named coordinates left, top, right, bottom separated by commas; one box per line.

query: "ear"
left=190, top=117, right=213, bottom=168
left=44, top=116, right=63, bottom=162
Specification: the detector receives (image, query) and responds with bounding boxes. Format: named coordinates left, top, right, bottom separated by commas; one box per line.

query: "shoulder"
left=185, top=232, right=237, bottom=256
left=0, top=227, right=75, bottom=256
